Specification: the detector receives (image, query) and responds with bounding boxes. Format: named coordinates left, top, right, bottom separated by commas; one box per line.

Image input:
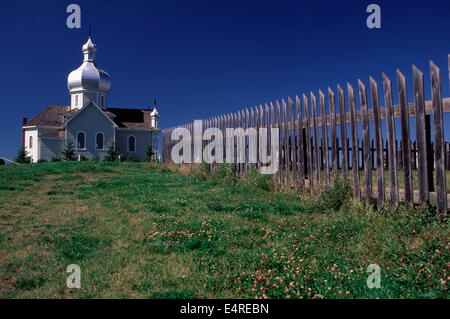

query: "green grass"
left=0, top=161, right=448, bottom=298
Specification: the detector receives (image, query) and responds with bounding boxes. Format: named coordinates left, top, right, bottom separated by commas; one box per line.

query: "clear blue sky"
left=1, top=0, right=450, bottom=160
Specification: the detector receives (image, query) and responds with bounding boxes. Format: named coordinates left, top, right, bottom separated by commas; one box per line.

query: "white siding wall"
left=24, top=129, right=39, bottom=163
left=40, top=138, right=64, bottom=161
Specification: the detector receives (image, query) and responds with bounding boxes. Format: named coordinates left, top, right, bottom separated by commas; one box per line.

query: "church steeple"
left=82, top=36, right=97, bottom=62
left=67, top=34, right=111, bottom=110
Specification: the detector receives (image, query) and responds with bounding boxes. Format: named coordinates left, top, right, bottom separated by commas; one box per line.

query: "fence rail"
left=162, top=56, right=450, bottom=213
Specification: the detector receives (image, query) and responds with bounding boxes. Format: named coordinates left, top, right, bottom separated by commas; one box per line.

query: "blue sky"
left=1, top=0, right=450, bottom=160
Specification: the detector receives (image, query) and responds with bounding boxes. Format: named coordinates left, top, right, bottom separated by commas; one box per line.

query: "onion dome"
left=67, top=36, right=111, bottom=93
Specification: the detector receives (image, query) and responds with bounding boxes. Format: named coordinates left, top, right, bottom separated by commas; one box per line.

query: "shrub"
left=104, top=142, right=119, bottom=162
left=91, top=156, right=99, bottom=162
left=14, top=147, right=31, bottom=164
left=0, top=158, right=5, bottom=165
left=242, top=169, right=274, bottom=192
left=189, top=162, right=211, bottom=181
left=37, top=159, right=48, bottom=163
left=79, top=155, right=88, bottom=161
left=61, top=142, right=76, bottom=161
left=211, top=163, right=236, bottom=185
left=318, top=177, right=352, bottom=211
left=128, top=156, right=140, bottom=163
left=51, top=157, right=61, bottom=162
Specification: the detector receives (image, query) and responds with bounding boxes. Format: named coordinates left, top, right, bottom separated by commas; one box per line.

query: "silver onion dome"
left=67, top=37, right=111, bottom=93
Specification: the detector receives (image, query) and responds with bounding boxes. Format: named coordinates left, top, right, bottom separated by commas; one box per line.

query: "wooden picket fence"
left=162, top=56, right=450, bottom=212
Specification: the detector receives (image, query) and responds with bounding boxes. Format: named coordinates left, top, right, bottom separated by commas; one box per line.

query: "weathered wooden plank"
left=328, top=87, right=338, bottom=180
left=397, top=70, right=413, bottom=203
left=265, top=103, right=270, bottom=162
left=282, top=99, right=290, bottom=188
left=276, top=101, right=284, bottom=186
left=430, top=61, right=448, bottom=213
left=296, top=95, right=305, bottom=190
left=259, top=105, right=264, bottom=170
left=413, top=65, right=429, bottom=203
left=303, top=94, right=313, bottom=189
left=270, top=102, right=276, bottom=184
left=254, top=106, right=259, bottom=168
left=383, top=73, right=399, bottom=208
left=233, top=111, right=241, bottom=174
left=250, top=107, right=255, bottom=168
left=222, top=115, right=226, bottom=163
left=259, top=105, right=264, bottom=129
left=311, top=92, right=321, bottom=183
left=246, top=108, right=251, bottom=172
left=370, top=76, right=385, bottom=208
left=337, top=85, right=348, bottom=179
left=224, top=114, right=228, bottom=163
left=319, top=90, right=330, bottom=184
left=359, top=79, right=372, bottom=206
left=288, top=97, right=297, bottom=190
left=237, top=111, right=242, bottom=174
left=348, top=83, right=360, bottom=199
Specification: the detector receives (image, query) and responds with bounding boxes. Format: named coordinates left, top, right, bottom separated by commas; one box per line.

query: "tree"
left=15, top=147, right=31, bottom=164
left=62, top=141, right=76, bottom=161
left=104, top=141, right=119, bottom=162
left=145, top=144, right=155, bottom=162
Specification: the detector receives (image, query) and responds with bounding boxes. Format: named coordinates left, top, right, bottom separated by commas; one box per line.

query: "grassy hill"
left=0, top=161, right=448, bottom=298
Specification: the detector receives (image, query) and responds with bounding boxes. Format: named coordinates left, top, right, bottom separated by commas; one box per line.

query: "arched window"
left=100, top=95, right=105, bottom=108
left=29, top=136, right=33, bottom=149
left=75, top=95, right=79, bottom=107
left=76, top=131, right=86, bottom=150
left=96, top=132, right=104, bottom=150
left=128, top=135, right=136, bottom=153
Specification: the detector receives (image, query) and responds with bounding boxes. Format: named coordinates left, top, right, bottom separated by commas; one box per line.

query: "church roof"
left=24, top=105, right=71, bottom=127
left=24, top=105, right=157, bottom=130
left=106, top=108, right=155, bottom=129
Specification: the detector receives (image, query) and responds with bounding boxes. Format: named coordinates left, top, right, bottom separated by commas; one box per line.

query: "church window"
left=29, top=136, right=33, bottom=149
left=96, top=132, right=104, bottom=150
left=128, top=135, right=136, bottom=153
left=76, top=131, right=86, bottom=150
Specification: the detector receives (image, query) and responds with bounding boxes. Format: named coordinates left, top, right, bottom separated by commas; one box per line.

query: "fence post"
left=383, top=73, right=399, bottom=209
left=276, top=101, right=283, bottom=187
left=413, top=65, right=430, bottom=203
left=303, top=94, right=313, bottom=190
left=348, top=83, right=360, bottom=199
left=338, top=85, right=348, bottom=180
left=311, top=92, right=321, bottom=184
left=328, top=87, right=338, bottom=180
left=296, top=95, right=305, bottom=190
left=397, top=70, right=413, bottom=203
left=430, top=61, right=447, bottom=213
left=359, top=79, right=372, bottom=206
left=370, top=76, right=385, bottom=207
left=319, top=90, right=330, bottom=184
left=289, top=97, right=297, bottom=190
left=270, top=102, right=277, bottom=186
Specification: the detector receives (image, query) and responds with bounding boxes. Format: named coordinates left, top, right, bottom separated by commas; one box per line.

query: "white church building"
left=22, top=36, right=160, bottom=162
